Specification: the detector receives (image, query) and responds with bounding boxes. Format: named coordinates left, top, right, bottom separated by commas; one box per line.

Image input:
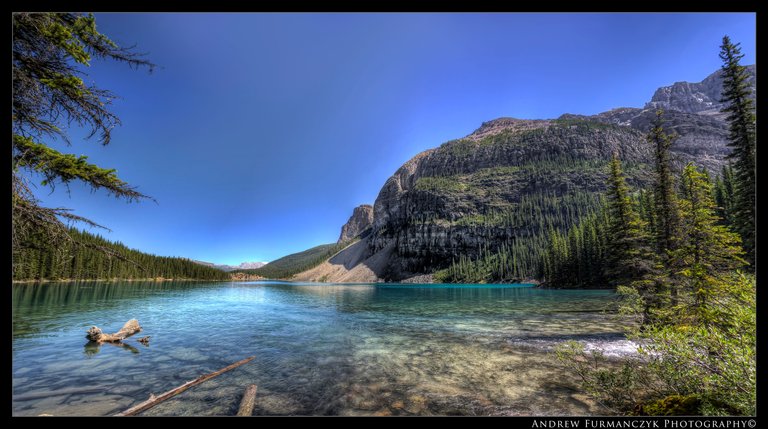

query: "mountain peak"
left=339, top=204, right=374, bottom=242
left=645, top=64, right=755, bottom=115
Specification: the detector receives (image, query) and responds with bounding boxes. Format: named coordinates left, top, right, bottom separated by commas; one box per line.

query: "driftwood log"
left=236, top=384, right=258, bottom=416
left=114, top=356, right=256, bottom=417
left=86, top=319, right=142, bottom=343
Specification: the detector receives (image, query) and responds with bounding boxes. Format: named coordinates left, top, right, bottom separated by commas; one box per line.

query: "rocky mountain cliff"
left=338, top=204, right=374, bottom=242
left=296, top=65, right=755, bottom=283
left=646, top=64, right=755, bottom=115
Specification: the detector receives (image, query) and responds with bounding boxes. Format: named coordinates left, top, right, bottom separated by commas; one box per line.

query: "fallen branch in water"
left=114, top=356, right=256, bottom=417
left=237, top=384, right=258, bottom=416
left=86, top=319, right=142, bottom=343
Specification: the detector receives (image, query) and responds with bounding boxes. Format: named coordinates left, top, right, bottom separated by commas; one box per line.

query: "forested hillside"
left=13, top=227, right=230, bottom=281
left=234, top=241, right=350, bottom=279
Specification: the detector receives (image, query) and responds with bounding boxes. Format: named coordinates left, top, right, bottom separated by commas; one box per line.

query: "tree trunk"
left=115, top=356, right=256, bottom=417
left=86, top=319, right=141, bottom=343
left=237, top=384, right=258, bottom=416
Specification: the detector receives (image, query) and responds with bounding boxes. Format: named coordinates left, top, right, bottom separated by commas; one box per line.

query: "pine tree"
left=647, top=110, right=682, bottom=305
left=719, top=36, right=755, bottom=265
left=648, top=110, right=680, bottom=256
left=604, top=154, right=652, bottom=287
left=713, top=164, right=735, bottom=227
left=671, top=164, right=746, bottom=317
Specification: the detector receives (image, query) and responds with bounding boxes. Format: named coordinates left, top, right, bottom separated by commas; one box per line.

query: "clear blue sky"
left=29, top=13, right=756, bottom=265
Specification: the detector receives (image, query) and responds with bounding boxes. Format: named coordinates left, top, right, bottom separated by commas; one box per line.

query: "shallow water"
left=12, top=281, right=630, bottom=416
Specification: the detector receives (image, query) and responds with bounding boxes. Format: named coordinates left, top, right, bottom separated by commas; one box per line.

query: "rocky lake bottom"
left=12, top=281, right=634, bottom=416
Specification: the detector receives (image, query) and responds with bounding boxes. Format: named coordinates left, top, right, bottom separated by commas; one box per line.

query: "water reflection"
left=13, top=281, right=214, bottom=311
left=84, top=340, right=139, bottom=356
left=12, top=281, right=220, bottom=340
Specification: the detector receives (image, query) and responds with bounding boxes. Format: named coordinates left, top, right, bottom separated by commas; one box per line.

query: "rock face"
left=588, top=108, right=731, bottom=173
left=368, top=119, right=653, bottom=279
left=645, top=64, right=755, bottom=115
left=296, top=65, right=755, bottom=282
left=339, top=204, right=374, bottom=242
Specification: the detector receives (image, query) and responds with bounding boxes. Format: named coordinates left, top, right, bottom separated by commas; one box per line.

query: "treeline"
left=540, top=164, right=739, bottom=289
left=435, top=236, right=548, bottom=283
left=434, top=189, right=607, bottom=283
left=13, top=227, right=230, bottom=281
left=235, top=241, right=351, bottom=279
left=539, top=208, right=611, bottom=288
left=556, top=36, right=755, bottom=416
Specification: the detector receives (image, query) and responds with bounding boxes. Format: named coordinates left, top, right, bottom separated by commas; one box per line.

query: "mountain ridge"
left=279, top=65, right=755, bottom=283
left=194, top=260, right=268, bottom=272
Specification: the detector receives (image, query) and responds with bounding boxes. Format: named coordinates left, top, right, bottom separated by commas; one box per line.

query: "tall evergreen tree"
left=647, top=110, right=681, bottom=304
left=604, top=154, right=652, bottom=287
left=672, top=164, right=746, bottom=316
left=636, top=189, right=656, bottom=234
left=713, top=164, right=735, bottom=227
left=648, top=110, right=680, bottom=256
left=719, top=36, right=755, bottom=265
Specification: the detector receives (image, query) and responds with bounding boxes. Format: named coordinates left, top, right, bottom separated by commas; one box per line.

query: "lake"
left=12, top=281, right=633, bottom=416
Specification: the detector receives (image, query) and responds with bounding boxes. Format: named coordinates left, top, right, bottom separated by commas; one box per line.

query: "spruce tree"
left=648, top=110, right=680, bottom=256
left=713, top=164, right=735, bottom=227
left=672, top=164, right=746, bottom=316
left=719, top=36, right=755, bottom=265
left=647, top=110, right=682, bottom=305
left=604, top=154, right=652, bottom=287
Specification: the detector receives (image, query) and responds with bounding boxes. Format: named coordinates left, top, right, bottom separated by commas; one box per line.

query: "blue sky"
left=29, top=13, right=756, bottom=265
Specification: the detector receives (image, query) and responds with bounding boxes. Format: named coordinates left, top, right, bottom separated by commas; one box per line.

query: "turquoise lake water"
left=12, top=281, right=633, bottom=416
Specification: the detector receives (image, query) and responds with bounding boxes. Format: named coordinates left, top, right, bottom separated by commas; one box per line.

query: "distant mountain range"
left=193, top=260, right=268, bottom=272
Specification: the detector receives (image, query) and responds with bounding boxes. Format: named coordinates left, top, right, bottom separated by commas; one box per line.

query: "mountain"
left=338, top=204, right=374, bottom=242
left=288, top=66, right=755, bottom=283
left=645, top=64, right=755, bottom=115
left=237, top=261, right=267, bottom=270
left=237, top=243, right=349, bottom=280
left=193, top=260, right=267, bottom=272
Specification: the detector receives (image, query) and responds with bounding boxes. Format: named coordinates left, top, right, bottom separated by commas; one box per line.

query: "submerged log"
left=114, top=355, right=256, bottom=417
left=236, top=384, right=258, bottom=416
left=86, top=319, right=142, bottom=343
